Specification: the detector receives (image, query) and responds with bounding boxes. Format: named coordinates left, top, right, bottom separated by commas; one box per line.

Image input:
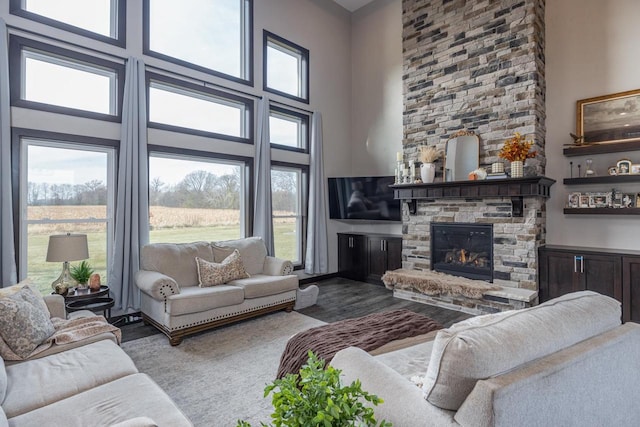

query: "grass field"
left=28, top=206, right=298, bottom=295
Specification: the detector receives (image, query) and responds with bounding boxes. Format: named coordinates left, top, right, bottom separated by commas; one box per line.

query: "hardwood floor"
left=120, top=277, right=472, bottom=342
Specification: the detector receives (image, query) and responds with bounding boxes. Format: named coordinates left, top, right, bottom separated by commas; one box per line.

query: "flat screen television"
left=328, top=176, right=401, bottom=222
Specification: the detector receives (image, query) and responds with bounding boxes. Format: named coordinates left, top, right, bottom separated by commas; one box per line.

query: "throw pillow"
left=196, top=250, right=250, bottom=287
left=0, top=287, right=55, bottom=358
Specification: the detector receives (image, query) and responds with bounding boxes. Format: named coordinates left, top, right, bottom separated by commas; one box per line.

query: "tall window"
left=10, top=0, right=125, bottom=45
left=148, top=152, right=249, bottom=243
left=148, top=77, right=252, bottom=141
left=19, top=136, right=116, bottom=296
left=10, top=37, right=124, bottom=120
left=271, top=165, right=306, bottom=266
left=269, top=106, right=309, bottom=151
left=145, top=0, right=252, bottom=83
left=264, top=31, right=309, bottom=103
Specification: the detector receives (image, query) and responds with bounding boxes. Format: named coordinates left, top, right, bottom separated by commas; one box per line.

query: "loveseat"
left=136, top=237, right=299, bottom=345
left=0, top=286, right=191, bottom=426
left=331, top=291, right=640, bottom=426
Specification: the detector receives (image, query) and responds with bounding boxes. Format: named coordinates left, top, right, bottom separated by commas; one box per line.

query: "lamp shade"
left=46, top=233, right=89, bottom=262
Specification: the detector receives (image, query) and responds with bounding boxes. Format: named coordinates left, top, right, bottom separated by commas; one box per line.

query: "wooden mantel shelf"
left=390, top=176, right=556, bottom=200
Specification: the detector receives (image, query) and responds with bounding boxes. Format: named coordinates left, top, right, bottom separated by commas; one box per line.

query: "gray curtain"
left=304, top=112, right=328, bottom=274
left=108, top=57, right=149, bottom=314
left=253, top=96, right=275, bottom=255
left=0, top=19, right=17, bottom=286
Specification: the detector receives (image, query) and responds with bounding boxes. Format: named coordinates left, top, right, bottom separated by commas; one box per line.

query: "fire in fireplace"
left=430, top=223, right=493, bottom=282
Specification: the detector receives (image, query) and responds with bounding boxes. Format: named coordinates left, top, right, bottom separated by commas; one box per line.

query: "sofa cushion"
left=6, top=373, right=192, bottom=427
left=228, top=274, right=298, bottom=299
left=196, top=250, right=250, bottom=287
left=3, top=339, right=138, bottom=418
left=0, top=287, right=55, bottom=359
left=214, top=237, right=267, bottom=275
left=422, top=291, right=622, bottom=411
left=165, top=285, right=245, bottom=316
left=140, top=241, right=214, bottom=288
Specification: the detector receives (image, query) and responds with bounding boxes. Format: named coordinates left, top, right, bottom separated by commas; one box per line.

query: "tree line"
left=29, top=169, right=298, bottom=211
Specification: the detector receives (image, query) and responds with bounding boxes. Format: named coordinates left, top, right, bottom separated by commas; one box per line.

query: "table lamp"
left=46, top=233, right=89, bottom=294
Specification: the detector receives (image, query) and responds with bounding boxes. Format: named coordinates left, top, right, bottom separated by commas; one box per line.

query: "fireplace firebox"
left=430, top=223, right=493, bottom=282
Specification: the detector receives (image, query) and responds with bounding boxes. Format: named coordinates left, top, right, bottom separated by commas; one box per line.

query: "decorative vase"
left=510, top=160, right=523, bottom=178
left=420, top=162, right=436, bottom=183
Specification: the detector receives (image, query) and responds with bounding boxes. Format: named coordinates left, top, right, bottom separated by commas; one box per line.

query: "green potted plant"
left=70, top=260, right=94, bottom=290
left=237, top=351, right=391, bottom=427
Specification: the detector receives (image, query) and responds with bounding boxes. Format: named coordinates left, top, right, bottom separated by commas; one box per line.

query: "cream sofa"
left=332, top=291, right=640, bottom=426
left=136, top=237, right=298, bottom=345
left=1, top=292, right=191, bottom=427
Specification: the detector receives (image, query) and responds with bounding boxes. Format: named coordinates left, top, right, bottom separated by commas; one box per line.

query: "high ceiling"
left=333, top=0, right=376, bottom=12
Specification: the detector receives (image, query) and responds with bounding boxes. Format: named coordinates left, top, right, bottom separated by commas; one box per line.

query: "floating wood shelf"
left=390, top=176, right=555, bottom=200
left=564, top=175, right=640, bottom=185
left=563, top=140, right=640, bottom=157
left=563, top=208, right=640, bottom=215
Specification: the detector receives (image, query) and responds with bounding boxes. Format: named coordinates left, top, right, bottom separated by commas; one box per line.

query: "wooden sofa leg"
left=169, top=335, right=183, bottom=346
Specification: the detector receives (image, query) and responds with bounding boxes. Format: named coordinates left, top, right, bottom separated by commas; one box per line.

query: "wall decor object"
left=588, top=192, right=610, bottom=208
left=608, top=166, right=619, bottom=176
left=568, top=192, right=580, bottom=208
left=577, top=88, right=640, bottom=145
left=631, top=164, right=640, bottom=174
left=617, top=159, right=632, bottom=175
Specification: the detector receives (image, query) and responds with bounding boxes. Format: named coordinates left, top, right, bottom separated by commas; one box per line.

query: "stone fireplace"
left=397, top=0, right=548, bottom=313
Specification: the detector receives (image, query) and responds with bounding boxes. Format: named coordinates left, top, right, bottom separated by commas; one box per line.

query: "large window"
left=270, top=106, right=309, bottom=151
left=148, top=151, right=250, bottom=244
left=148, top=75, right=252, bottom=142
left=10, top=0, right=126, bottom=45
left=264, top=31, right=309, bottom=103
left=271, top=165, right=307, bottom=266
left=10, top=37, right=124, bottom=120
left=19, top=134, right=116, bottom=296
left=145, top=0, right=252, bottom=84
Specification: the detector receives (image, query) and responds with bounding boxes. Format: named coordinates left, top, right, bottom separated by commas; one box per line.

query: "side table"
left=57, top=286, right=115, bottom=320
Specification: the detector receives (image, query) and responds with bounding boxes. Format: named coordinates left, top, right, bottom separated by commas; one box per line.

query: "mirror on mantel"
left=444, top=131, right=479, bottom=181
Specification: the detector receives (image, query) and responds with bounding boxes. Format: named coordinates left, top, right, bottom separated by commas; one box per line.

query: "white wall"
left=546, top=0, right=640, bottom=250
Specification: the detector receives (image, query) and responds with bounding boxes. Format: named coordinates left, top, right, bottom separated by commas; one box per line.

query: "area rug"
left=121, top=311, right=325, bottom=427
left=382, top=268, right=500, bottom=299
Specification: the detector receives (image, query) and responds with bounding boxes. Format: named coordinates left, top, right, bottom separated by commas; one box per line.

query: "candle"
left=403, top=168, right=409, bottom=176
left=396, top=151, right=402, bottom=162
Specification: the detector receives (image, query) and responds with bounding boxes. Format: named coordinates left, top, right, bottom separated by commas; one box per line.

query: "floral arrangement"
left=498, top=132, right=536, bottom=162
left=419, top=146, right=441, bottom=163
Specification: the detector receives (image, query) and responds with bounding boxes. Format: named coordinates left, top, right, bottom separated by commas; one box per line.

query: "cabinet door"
left=583, top=254, right=622, bottom=301
left=338, top=234, right=366, bottom=281
left=539, top=250, right=581, bottom=302
left=623, top=256, right=640, bottom=323
left=366, top=236, right=402, bottom=284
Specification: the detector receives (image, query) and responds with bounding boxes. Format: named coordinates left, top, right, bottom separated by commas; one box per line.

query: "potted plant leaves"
left=70, top=260, right=94, bottom=290
left=237, top=351, right=391, bottom=427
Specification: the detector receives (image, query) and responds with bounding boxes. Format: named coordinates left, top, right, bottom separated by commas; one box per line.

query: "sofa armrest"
left=331, top=347, right=458, bottom=427
left=455, top=323, right=640, bottom=427
left=263, top=256, right=294, bottom=276
left=44, top=294, right=66, bottom=319
left=135, top=270, right=180, bottom=300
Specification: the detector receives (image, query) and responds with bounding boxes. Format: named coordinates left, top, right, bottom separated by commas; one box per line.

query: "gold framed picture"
left=577, top=89, right=640, bottom=145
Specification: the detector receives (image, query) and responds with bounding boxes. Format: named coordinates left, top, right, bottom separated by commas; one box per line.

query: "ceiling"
left=333, top=0, right=376, bottom=12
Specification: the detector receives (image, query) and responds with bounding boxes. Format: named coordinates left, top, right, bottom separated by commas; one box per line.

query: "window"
left=145, top=0, right=252, bottom=83
left=271, top=165, right=307, bottom=266
left=10, top=37, right=124, bottom=120
left=19, top=134, right=116, bottom=296
left=10, top=0, right=125, bottom=45
left=148, top=151, right=250, bottom=244
left=269, top=106, right=309, bottom=151
left=148, top=76, right=252, bottom=141
left=264, top=31, right=309, bottom=103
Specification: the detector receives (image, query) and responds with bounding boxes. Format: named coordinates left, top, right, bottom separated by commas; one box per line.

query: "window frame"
left=9, top=0, right=127, bottom=47
left=9, top=36, right=125, bottom=122
left=270, top=161, right=308, bottom=268
left=263, top=30, right=310, bottom=104
left=146, top=72, right=254, bottom=144
left=12, top=128, right=119, bottom=284
left=148, top=145, right=254, bottom=240
left=269, top=105, right=310, bottom=153
left=143, top=0, right=254, bottom=86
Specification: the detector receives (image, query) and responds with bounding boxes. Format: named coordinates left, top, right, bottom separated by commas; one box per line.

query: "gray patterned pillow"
left=0, top=287, right=55, bottom=358
left=196, top=249, right=250, bottom=287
